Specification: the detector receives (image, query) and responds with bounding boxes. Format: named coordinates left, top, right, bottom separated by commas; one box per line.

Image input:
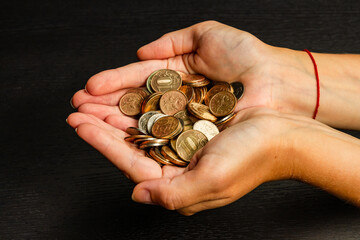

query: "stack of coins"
left=120, top=69, right=244, bottom=167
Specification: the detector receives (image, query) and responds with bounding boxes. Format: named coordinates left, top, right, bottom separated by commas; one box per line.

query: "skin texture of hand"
left=71, top=20, right=360, bottom=130
left=67, top=107, right=360, bottom=215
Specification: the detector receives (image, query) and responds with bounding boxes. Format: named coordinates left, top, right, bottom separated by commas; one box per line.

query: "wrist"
left=265, top=46, right=318, bottom=118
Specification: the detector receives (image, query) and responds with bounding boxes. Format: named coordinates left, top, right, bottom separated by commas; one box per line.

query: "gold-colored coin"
left=200, top=86, right=207, bottom=103
left=204, top=84, right=232, bottom=106
left=150, top=69, right=182, bottom=93
left=192, top=87, right=203, bottom=103
left=170, top=138, right=177, bottom=151
left=161, top=146, right=188, bottom=166
left=126, top=127, right=146, bottom=135
left=187, top=102, right=217, bottom=122
left=209, top=91, right=237, bottom=117
left=141, top=93, right=162, bottom=113
left=193, top=120, right=219, bottom=141
left=146, top=71, right=158, bottom=93
left=159, top=90, right=187, bottom=115
left=179, top=85, right=194, bottom=103
left=151, top=116, right=181, bottom=139
left=183, top=125, right=193, bottom=131
left=124, top=135, right=153, bottom=142
left=176, top=130, right=208, bottom=162
left=149, top=147, right=174, bottom=165
left=119, top=92, right=143, bottom=116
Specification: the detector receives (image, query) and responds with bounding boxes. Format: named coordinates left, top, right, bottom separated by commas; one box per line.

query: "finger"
left=177, top=198, right=232, bottom=216
left=104, top=114, right=138, bottom=132
left=86, top=60, right=167, bottom=95
left=137, top=25, right=196, bottom=60
left=67, top=112, right=126, bottom=139
left=76, top=123, right=162, bottom=182
left=132, top=169, right=217, bottom=209
left=77, top=103, right=122, bottom=120
left=71, top=89, right=128, bottom=109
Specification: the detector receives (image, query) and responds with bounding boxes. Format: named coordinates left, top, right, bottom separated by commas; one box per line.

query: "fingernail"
left=132, top=189, right=153, bottom=204
left=84, top=84, right=88, bottom=93
left=70, top=97, right=75, bottom=109
left=75, top=128, right=78, bottom=133
left=66, top=118, right=68, bottom=124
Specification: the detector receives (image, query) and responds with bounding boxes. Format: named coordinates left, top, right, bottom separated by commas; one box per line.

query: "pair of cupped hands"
left=67, top=21, right=343, bottom=215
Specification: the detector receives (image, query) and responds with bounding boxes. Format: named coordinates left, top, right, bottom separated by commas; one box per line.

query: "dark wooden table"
left=1, top=1, right=360, bottom=239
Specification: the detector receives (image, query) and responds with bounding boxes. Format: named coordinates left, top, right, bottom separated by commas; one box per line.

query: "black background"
left=1, top=0, right=360, bottom=239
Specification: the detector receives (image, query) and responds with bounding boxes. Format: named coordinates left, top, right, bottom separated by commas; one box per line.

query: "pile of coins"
left=119, top=69, right=244, bottom=167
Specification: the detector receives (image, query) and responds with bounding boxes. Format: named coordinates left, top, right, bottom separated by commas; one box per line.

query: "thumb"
left=137, top=21, right=219, bottom=60
left=131, top=169, right=213, bottom=210
left=137, top=26, right=196, bottom=60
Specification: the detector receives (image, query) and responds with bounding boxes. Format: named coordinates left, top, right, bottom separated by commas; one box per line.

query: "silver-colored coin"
left=214, top=112, right=236, bottom=126
left=193, top=120, right=219, bottom=141
left=138, top=111, right=159, bottom=134
left=147, top=113, right=166, bottom=134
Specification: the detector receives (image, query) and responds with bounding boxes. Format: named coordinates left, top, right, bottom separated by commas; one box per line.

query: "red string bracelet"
left=303, top=49, right=320, bottom=119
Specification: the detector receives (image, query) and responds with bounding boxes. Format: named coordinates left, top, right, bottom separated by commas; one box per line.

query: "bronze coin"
left=139, top=140, right=169, bottom=149
left=192, top=87, right=203, bottom=103
left=204, top=84, right=231, bottom=106
left=230, top=82, right=244, bottom=100
left=174, top=110, right=192, bottom=126
left=141, top=93, right=162, bottom=113
left=127, top=88, right=150, bottom=99
left=119, top=92, right=143, bottom=116
left=200, top=86, right=207, bottom=103
left=159, top=90, right=187, bottom=115
left=187, top=78, right=210, bottom=87
left=126, top=127, right=146, bottom=135
left=150, top=69, right=182, bottom=93
left=124, top=135, right=153, bottom=142
left=147, top=113, right=166, bottom=134
left=134, top=137, right=157, bottom=144
left=177, top=71, right=205, bottom=84
left=209, top=91, right=237, bottom=117
left=176, top=130, right=208, bottom=162
left=179, top=85, right=194, bottom=103
left=151, top=116, right=180, bottom=139
left=161, top=146, right=188, bottom=167
left=138, top=111, right=160, bottom=134
left=149, top=147, right=174, bottom=165
left=187, top=102, right=217, bottom=122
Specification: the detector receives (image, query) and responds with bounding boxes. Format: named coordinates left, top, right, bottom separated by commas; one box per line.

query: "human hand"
left=131, top=107, right=360, bottom=215
left=71, top=20, right=318, bottom=128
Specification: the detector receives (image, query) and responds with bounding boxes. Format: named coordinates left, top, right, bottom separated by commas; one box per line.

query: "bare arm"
left=268, top=47, right=360, bottom=129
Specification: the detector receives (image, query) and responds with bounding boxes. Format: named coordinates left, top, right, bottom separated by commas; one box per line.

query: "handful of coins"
left=120, top=69, right=244, bottom=167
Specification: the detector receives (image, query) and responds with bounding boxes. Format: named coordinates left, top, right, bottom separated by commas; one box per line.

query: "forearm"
left=294, top=127, right=360, bottom=206
left=268, top=47, right=360, bottom=129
